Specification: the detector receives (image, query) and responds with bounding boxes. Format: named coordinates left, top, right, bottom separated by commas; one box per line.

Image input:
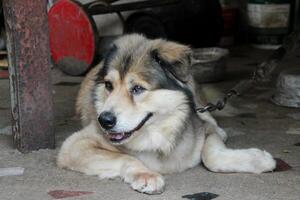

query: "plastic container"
left=192, top=48, right=229, bottom=83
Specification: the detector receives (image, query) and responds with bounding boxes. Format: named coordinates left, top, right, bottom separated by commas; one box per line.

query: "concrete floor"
left=0, top=46, right=300, bottom=200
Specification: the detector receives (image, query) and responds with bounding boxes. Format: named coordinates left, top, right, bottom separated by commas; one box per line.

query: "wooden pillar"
left=2, top=0, right=55, bottom=152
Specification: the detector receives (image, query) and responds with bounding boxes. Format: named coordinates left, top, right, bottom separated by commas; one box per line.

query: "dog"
left=57, top=34, right=276, bottom=194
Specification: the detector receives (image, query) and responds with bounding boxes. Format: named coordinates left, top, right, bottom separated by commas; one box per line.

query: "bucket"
left=247, top=0, right=292, bottom=49
left=271, top=69, right=300, bottom=108
left=192, top=48, right=229, bottom=83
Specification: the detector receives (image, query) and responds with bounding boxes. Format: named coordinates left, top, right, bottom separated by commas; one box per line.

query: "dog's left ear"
left=152, top=41, right=192, bottom=83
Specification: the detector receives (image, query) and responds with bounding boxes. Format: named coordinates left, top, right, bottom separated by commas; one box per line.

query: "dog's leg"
left=189, top=78, right=228, bottom=142
left=80, top=150, right=165, bottom=194
left=57, top=123, right=165, bottom=194
left=201, top=131, right=276, bottom=174
left=198, top=112, right=228, bottom=142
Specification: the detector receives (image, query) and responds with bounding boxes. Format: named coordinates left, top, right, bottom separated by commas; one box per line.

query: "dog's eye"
left=104, top=81, right=113, bottom=92
left=130, top=85, right=145, bottom=95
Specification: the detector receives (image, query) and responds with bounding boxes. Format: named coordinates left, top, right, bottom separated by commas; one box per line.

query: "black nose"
left=98, top=111, right=117, bottom=130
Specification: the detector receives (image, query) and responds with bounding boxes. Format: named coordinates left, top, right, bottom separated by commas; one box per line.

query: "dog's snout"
left=98, top=111, right=117, bottom=129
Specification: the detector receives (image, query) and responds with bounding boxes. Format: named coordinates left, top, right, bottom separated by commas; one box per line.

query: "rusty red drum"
left=48, top=0, right=99, bottom=75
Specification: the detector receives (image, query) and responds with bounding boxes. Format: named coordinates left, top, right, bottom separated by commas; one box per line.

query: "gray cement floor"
left=0, top=46, right=300, bottom=200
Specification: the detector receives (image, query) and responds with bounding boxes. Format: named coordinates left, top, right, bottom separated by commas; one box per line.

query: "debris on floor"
left=48, top=190, right=94, bottom=199
left=182, top=192, right=219, bottom=200
left=0, top=167, right=24, bottom=177
left=283, top=149, right=291, bottom=153
left=274, top=158, right=292, bottom=172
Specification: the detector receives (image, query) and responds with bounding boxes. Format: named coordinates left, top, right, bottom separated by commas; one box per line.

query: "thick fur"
left=58, top=34, right=276, bottom=194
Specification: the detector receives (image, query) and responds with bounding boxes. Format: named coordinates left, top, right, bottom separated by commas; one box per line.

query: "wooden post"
left=2, top=0, right=55, bottom=152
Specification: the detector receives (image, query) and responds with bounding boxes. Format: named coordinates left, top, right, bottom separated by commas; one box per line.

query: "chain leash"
left=196, top=25, right=300, bottom=113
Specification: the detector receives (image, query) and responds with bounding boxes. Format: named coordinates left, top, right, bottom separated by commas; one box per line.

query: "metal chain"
left=196, top=75, right=259, bottom=113
left=196, top=25, right=300, bottom=113
left=196, top=90, right=237, bottom=113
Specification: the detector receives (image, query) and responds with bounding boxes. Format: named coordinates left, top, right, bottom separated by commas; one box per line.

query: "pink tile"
left=48, top=190, right=94, bottom=199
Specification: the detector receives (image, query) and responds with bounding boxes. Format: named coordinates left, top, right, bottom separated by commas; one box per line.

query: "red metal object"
left=3, top=0, right=54, bottom=152
left=220, top=7, right=237, bottom=46
left=48, top=0, right=98, bottom=75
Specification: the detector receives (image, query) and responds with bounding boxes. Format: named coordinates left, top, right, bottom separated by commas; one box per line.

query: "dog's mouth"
left=105, top=113, right=153, bottom=143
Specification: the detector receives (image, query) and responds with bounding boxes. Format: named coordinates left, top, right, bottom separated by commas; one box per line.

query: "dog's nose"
left=98, top=111, right=117, bottom=129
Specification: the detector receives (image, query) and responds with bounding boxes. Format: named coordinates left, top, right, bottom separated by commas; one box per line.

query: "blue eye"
left=131, top=85, right=145, bottom=95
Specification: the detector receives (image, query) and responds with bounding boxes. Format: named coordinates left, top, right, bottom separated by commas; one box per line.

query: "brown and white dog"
left=57, top=34, right=276, bottom=194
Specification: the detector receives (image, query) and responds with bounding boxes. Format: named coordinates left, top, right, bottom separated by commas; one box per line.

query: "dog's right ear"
left=151, top=41, right=192, bottom=83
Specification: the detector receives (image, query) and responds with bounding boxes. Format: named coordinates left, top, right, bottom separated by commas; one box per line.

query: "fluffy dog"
left=57, top=34, right=276, bottom=194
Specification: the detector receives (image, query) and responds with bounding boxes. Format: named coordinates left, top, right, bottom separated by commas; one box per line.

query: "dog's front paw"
left=125, top=172, right=165, bottom=194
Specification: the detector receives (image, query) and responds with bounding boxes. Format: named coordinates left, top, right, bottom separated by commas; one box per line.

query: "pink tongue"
left=111, top=134, right=123, bottom=140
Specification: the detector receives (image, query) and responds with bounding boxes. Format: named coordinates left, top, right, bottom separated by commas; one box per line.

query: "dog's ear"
left=151, top=41, right=192, bottom=83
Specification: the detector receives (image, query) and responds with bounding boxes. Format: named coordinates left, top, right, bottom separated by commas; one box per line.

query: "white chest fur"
left=128, top=124, right=205, bottom=174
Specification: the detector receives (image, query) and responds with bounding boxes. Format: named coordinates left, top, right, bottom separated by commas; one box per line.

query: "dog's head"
left=93, top=34, right=195, bottom=151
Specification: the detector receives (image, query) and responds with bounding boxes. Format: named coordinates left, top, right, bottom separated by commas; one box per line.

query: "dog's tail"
left=201, top=132, right=276, bottom=174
